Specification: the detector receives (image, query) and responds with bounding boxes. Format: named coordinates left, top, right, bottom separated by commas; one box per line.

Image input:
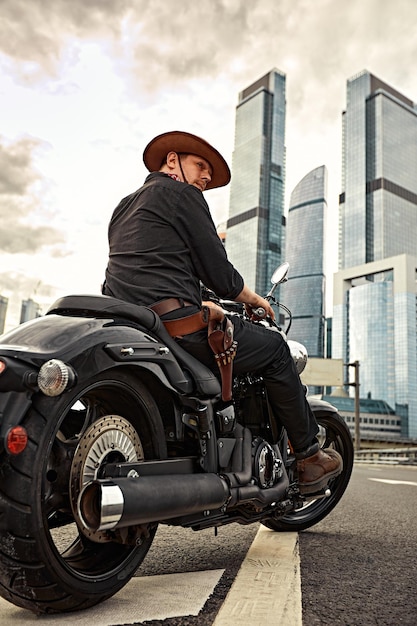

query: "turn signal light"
left=6, top=426, right=28, bottom=455
left=38, top=359, right=75, bottom=397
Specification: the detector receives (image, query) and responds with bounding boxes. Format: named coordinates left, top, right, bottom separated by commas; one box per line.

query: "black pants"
left=177, top=315, right=319, bottom=451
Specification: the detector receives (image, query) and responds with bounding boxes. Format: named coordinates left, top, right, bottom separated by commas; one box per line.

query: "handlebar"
left=250, top=306, right=267, bottom=319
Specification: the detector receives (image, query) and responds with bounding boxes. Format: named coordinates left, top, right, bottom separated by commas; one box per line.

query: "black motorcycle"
left=0, top=263, right=353, bottom=614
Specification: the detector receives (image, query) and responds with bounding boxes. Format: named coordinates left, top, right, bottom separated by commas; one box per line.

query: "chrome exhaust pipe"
left=78, top=473, right=230, bottom=531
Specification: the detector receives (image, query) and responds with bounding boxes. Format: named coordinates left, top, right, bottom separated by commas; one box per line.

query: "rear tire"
left=262, top=411, right=353, bottom=532
left=0, top=370, right=166, bottom=614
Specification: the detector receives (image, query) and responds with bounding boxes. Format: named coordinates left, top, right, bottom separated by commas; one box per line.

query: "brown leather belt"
left=150, top=298, right=236, bottom=402
left=149, top=298, right=209, bottom=337
left=149, top=298, right=193, bottom=317
left=162, top=310, right=209, bottom=337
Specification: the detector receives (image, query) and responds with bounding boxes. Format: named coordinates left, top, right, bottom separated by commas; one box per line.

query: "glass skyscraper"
left=339, top=71, right=417, bottom=268
left=226, top=69, right=286, bottom=295
left=0, top=295, right=8, bottom=335
left=333, top=71, right=417, bottom=439
left=280, top=165, right=327, bottom=358
left=20, top=298, right=42, bottom=323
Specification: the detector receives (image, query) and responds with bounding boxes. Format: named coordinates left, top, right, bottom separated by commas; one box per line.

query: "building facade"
left=321, top=395, right=402, bottom=442
left=226, top=69, right=286, bottom=295
left=280, top=165, right=327, bottom=358
left=334, top=70, right=417, bottom=440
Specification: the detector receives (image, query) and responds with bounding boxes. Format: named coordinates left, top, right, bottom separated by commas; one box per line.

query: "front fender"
left=308, top=396, right=339, bottom=416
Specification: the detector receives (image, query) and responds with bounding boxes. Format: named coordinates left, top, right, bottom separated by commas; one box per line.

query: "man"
left=103, top=130, right=342, bottom=493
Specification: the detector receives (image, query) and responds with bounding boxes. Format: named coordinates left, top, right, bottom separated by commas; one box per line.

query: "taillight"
left=6, top=426, right=28, bottom=455
left=0, top=360, right=6, bottom=375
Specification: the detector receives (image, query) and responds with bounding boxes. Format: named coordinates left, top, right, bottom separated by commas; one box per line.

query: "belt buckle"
left=202, top=305, right=210, bottom=323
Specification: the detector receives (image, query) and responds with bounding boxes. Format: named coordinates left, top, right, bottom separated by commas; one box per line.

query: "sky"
left=1, top=0, right=417, bottom=331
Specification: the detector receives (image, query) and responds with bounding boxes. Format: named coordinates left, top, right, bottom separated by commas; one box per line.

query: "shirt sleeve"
left=172, top=184, right=244, bottom=300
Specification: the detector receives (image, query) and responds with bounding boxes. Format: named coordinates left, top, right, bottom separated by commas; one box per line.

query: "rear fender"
left=0, top=314, right=192, bottom=396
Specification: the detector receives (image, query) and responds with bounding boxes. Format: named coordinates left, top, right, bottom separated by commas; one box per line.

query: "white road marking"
left=369, top=478, right=417, bottom=486
left=213, top=526, right=302, bottom=626
left=0, top=568, right=224, bottom=625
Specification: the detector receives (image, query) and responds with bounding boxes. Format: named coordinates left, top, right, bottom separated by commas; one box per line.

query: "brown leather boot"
left=296, top=448, right=343, bottom=494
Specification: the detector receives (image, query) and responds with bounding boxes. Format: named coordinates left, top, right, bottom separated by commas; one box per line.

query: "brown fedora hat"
left=143, top=131, right=231, bottom=190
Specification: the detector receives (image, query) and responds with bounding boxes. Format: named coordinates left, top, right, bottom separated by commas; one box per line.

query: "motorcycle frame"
left=0, top=295, right=340, bottom=532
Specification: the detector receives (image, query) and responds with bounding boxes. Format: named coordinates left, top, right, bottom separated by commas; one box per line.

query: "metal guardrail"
left=354, top=448, right=417, bottom=465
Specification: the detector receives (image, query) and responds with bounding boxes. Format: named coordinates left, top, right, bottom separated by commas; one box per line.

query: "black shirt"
left=103, top=172, right=244, bottom=309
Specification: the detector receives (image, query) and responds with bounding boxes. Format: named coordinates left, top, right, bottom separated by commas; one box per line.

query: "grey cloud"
left=2, top=0, right=417, bottom=113
left=0, top=270, right=55, bottom=301
left=0, top=135, right=66, bottom=254
left=0, top=0, right=131, bottom=82
left=0, top=0, right=255, bottom=87
left=0, top=216, right=64, bottom=254
left=0, top=135, right=44, bottom=195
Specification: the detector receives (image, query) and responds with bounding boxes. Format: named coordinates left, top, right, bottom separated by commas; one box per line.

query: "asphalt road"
left=132, top=463, right=417, bottom=626
left=300, top=463, right=417, bottom=626
left=0, top=463, right=415, bottom=625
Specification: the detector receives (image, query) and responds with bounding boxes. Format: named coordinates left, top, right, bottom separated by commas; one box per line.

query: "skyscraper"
left=281, top=165, right=327, bottom=358
left=20, top=298, right=42, bottom=323
left=226, top=69, right=286, bottom=295
left=333, top=70, right=417, bottom=439
left=0, top=295, right=8, bottom=335
left=339, top=70, right=417, bottom=268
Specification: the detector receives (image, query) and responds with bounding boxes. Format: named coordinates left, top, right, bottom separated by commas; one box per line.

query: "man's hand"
left=235, top=284, right=275, bottom=321
left=202, top=300, right=226, bottom=319
left=244, top=297, right=275, bottom=321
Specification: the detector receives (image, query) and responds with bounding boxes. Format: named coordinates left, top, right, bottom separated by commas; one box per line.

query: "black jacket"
left=104, top=172, right=244, bottom=309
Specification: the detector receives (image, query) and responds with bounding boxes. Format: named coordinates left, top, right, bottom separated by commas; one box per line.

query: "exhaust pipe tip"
left=78, top=481, right=124, bottom=531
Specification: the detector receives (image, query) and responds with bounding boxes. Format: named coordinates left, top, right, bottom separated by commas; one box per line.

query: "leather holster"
left=207, top=314, right=238, bottom=402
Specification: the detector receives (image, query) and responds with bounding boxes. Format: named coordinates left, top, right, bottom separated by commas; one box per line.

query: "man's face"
left=180, top=154, right=213, bottom=191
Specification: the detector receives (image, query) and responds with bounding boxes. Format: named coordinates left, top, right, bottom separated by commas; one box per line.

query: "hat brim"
left=143, top=131, right=231, bottom=190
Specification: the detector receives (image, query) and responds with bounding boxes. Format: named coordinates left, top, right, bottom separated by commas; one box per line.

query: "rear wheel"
left=262, top=411, right=353, bottom=532
left=0, top=370, right=166, bottom=614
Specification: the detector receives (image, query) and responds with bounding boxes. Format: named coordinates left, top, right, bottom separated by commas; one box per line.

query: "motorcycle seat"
left=47, top=294, right=222, bottom=399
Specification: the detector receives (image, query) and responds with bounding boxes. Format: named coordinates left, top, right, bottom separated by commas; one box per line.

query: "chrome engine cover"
left=252, top=437, right=283, bottom=488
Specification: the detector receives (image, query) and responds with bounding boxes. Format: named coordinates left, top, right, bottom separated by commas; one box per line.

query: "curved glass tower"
left=281, top=165, right=327, bottom=358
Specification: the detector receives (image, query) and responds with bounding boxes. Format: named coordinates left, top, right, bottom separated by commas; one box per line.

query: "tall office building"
left=333, top=71, right=417, bottom=439
left=339, top=70, right=417, bottom=268
left=226, top=69, right=286, bottom=295
left=0, top=295, right=8, bottom=335
left=280, top=166, right=327, bottom=358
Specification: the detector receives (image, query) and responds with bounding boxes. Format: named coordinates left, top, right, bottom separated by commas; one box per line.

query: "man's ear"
left=165, top=151, right=178, bottom=169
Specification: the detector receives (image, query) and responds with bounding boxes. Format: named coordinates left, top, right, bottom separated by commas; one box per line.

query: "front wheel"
left=0, top=370, right=166, bottom=614
left=262, top=411, right=354, bottom=532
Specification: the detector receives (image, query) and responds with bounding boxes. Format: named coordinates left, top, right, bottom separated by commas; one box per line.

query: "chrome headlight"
left=287, top=340, right=308, bottom=374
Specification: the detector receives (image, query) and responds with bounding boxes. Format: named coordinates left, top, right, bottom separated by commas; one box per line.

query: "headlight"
left=287, top=340, right=308, bottom=374
left=37, top=359, right=76, bottom=396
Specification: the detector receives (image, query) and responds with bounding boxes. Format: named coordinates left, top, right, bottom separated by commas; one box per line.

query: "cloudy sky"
left=1, top=0, right=417, bottom=331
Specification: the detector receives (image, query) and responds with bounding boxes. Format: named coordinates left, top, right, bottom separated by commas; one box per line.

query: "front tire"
left=0, top=370, right=166, bottom=614
left=262, top=411, right=353, bottom=532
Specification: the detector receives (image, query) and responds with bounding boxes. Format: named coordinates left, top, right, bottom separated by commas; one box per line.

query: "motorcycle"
left=0, top=262, right=353, bottom=614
